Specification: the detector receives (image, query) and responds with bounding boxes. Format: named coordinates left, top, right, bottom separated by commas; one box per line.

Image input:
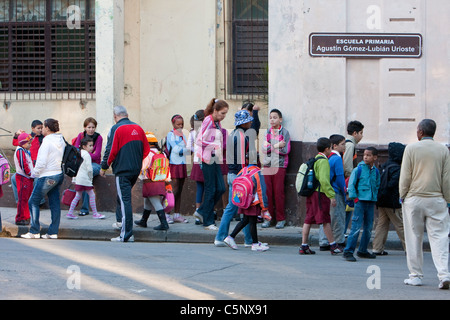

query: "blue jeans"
left=80, top=163, right=101, bottom=214
left=216, top=173, right=252, bottom=244
left=29, top=173, right=64, bottom=235
left=344, top=200, right=375, bottom=254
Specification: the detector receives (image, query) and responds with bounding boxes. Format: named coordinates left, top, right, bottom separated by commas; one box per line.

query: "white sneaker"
left=251, top=242, right=270, bottom=252
left=111, top=235, right=134, bottom=242
left=404, top=277, right=422, bottom=286
left=41, top=234, right=58, bottom=239
left=21, top=232, right=40, bottom=239
left=439, top=278, right=450, bottom=289
left=224, top=236, right=238, bottom=250
left=193, top=210, right=203, bottom=223
left=245, top=242, right=268, bottom=248
left=112, top=222, right=122, bottom=230
left=166, top=214, right=174, bottom=224
left=204, top=224, right=218, bottom=231
left=214, top=240, right=226, bottom=247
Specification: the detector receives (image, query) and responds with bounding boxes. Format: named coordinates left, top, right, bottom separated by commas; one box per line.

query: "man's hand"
left=100, top=169, right=107, bottom=177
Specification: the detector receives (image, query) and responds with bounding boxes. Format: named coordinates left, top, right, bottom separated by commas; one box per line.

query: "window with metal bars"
left=0, top=0, right=95, bottom=100
left=226, top=0, right=268, bottom=99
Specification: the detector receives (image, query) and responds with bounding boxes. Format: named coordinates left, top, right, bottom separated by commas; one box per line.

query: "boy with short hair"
left=343, top=146, right=380, bottom=262
left=343, top=120, right=364, bottom=178
left=319, top=134, right=347, bottom=250
left=343, top=120, right=364, bottom=235
left=299, top=137, right=342, bottom=255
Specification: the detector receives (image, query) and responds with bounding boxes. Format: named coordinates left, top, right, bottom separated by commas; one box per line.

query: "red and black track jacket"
left=101, top=118, right=150, bottom=177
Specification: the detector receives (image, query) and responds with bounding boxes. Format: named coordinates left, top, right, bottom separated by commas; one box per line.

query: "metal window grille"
left=0, top=0, right=95, bottom=100
left=225, top=0, right=268, bottom=100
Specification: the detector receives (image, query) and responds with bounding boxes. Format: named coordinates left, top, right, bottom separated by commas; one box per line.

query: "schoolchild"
left=299, top=137, right=342, bottom=255
left=14, top=133, right=34, bottom=225
left=261, top=108, right=290, bottom=229
left=343, top=120, right=364, bottom=234
left=224, top=164, right=270, bottom=252
left=318, top=134, right=347, bottom=250
left=343, top=147, right=380, bottom=262
left=11, top=120, right=44, bottom=203
left=166, top=115, right=189, bottom=223
left=187, top=110, right=205, bottom=224
left=241, top=101, right=261, bottom=136
left=134, top=132, right=171, bottom=230
left=66, top=137, right=105, bottom=220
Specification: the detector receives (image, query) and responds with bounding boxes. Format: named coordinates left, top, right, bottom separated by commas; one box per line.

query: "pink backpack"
left=231, top=166, right=260, bottom=209
left=0, top=154, right=11, bottom=185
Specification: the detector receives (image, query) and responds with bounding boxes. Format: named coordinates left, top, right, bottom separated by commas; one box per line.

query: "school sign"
left=309, top=33, right=423, bottom=58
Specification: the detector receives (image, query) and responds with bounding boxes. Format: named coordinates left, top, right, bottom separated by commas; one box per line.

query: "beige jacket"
left=399, top=138, right=450, bottom=203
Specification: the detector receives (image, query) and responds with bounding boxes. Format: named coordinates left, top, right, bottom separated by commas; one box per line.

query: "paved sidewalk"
left=0, top=206, right=413, bottom=251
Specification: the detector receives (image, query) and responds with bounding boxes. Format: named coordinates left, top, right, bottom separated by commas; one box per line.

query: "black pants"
left=198, top=162, right=225, bottom=226
left=116, top=174, right=139, bottom=241
left=230, top=215, right=258, bottom=244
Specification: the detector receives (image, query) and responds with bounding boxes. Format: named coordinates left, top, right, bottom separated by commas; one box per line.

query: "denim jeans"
left=80, top=162, right=101, bottom=214
left=344, top=200, right=375, bottom=254
left=29, top=173, right=64, bottom=235
left=216, top=173, right=252, bottom=244
left=197, top=162, right=225, bottom=226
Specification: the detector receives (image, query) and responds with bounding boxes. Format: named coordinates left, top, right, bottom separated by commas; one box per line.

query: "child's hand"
left=330, top=198, right=337, bottom=207
left=262, top=210, right=271, bottom=221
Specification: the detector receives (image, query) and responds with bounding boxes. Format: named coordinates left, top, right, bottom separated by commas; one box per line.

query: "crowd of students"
left=1, top=99, right=449, bottom=289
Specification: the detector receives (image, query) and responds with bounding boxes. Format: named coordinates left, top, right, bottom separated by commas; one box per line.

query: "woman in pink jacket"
left=194, top=98, right=229, bottom=230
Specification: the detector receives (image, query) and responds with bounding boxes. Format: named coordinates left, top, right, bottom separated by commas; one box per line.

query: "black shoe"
left=357, top=251, right=376, bottom=259
left=374, top=250, right=388, bottom=256
left=343, top=252, right=356, bottom=262
left=134, top=209, right=151, bottom=228
left=154, top=210, right=169, bottom=231
left=79, top=211, right=89, bottom=216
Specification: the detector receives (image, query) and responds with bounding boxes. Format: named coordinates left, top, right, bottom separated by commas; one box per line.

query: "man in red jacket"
left=101, top=106, right=150, bottom=242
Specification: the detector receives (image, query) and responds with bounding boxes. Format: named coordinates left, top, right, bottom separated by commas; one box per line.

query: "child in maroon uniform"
left=14, top=133, right=34, bottom=225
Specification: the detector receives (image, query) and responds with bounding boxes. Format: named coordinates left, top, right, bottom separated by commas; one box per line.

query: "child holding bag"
left=66, top=137, right=105, bottom=220
left=134, top=132, right=172, bottom=230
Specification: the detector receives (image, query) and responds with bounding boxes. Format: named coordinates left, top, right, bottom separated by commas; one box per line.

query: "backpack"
left=376, top=162, right=399, bottom=208
left=0, top=153, right=11, bottom=185
left=231, top=166, right=261, bottom=209
left=145, top=150, right=170, bottom=182
left=296, top=156, right=327, bottom=197
left=61, top=137, right=84, bottom=178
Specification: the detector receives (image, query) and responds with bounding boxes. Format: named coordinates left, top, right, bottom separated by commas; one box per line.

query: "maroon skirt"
left=190, top=163, right=204, bottom=182
left=170, top=164, right=187, bottom=179
left=143, top=181, right=166, bottom=197
left=238, top=204, right=261, bottom=216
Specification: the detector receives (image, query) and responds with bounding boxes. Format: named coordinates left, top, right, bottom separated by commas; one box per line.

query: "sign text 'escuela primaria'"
left=309, top=33, right=422, bottom=58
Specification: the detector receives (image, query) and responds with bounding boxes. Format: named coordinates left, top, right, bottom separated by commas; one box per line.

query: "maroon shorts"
left=304, top=191, right=331, bottom=225
left=75, top=185, right=94, bottom=192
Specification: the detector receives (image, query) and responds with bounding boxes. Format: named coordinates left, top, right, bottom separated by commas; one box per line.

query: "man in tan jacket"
left=399, top=119, right=450, bottom=289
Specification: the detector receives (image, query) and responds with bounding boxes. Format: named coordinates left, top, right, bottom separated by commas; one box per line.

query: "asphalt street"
left=0, top=238, right=448, bottom=302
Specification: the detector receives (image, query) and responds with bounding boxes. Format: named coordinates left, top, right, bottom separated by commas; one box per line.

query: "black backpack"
left=61, top=137, right=84, bottom=177
left=296, top=156, right=327, bottom=197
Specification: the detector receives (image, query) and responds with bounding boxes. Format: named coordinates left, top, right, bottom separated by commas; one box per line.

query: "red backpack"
left=231, top=166, right=261, bottom=209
